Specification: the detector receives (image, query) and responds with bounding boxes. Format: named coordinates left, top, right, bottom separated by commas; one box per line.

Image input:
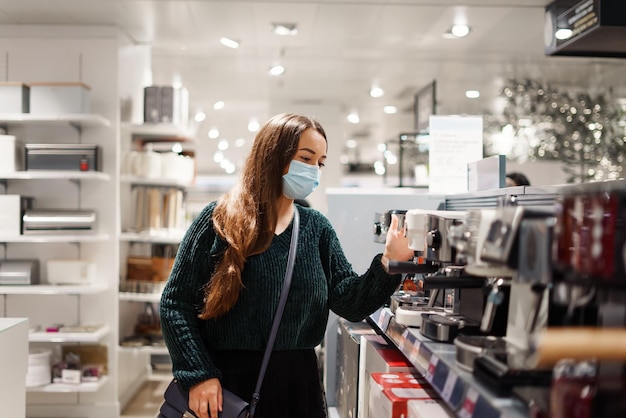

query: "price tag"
left=458, top=387, right=479, bottom=418
left=399, top=329, right=409, bottom=351
left=377, top=308, right=392, bottom=332
left=441, top=372, right=458, bottom=401
left=425, top=355, right=439, bottom=381
left=404, top=332, right=420, bottom=363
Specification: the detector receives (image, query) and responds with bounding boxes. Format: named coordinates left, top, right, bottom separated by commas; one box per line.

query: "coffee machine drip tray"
left=472, top=350, right=553, bottom=397
left=395, top=305, right=447, bottom=327
left=454, top=335, right=508, bottom=372
left=420, top=313, right=480, bottom=343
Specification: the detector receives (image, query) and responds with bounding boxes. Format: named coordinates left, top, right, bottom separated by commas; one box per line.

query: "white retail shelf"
left=119, top=345, right=169, bottom=356
left=0, top=113, right=111, bottom=128
left=0, top=234, right=110, bottom=243
left=120, top=174, right=192, bottom=188
left=369, top=308, right=528, bottom=418
left=0, top=170, right=110, bottom=181
left=122, top=122, right=194, bottom=140
left=27, top=376, right=109, bottom=393
left=120, top=231, right=184, bottom=244
left=29, top=324, right=110, bottom=343
left=119, top=291, right=162, bottom=302
left=0, top=282, right=108, bottom=295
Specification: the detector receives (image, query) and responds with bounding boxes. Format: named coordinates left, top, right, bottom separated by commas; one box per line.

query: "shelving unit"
left=119, top=231, right=185, bottom=245
left=29, top=324, right=110, bottom=343
left=120, top=122, right=194, bottom=141
left=119, top=291, right=162, bottom=303
left=0, top=113, right=111, bottom=128
left=118, top=345, right=168, bottom=355
left=369, top=308, right=528, bottom=418
left=0, top=171, right=110, bottom=181
left=117, top=122, right=195, bottom=409
left=0, top=282, right=108, bottom=295
left=0, top=26, right=120, bottom=417
left=0, top=234, right=110, bottom=243
left=27, top=376, right=109, bottom=393
left=120, top=174, right=192, bottom=188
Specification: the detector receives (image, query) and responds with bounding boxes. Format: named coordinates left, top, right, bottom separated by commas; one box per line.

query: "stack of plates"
left=26, top=348, right=51, bottom=387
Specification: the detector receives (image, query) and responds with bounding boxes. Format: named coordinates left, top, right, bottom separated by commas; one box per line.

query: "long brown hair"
left=199, top=113, right=327, bottom=319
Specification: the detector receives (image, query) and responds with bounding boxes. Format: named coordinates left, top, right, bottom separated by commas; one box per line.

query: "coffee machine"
left=471, top=181, right=626, bottom=404
left=373, top=209, right=434, bottom=310
left=449, top=205, right=557, bottom=391
left=385, top=209, right=491, bottom=342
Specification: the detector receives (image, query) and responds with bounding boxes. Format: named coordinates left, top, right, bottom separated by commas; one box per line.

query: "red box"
left=371, top=386, right=440, bottom=418
left=360, top=335, right=421, bottom=418
left=371, top=372, right=428, bottom=389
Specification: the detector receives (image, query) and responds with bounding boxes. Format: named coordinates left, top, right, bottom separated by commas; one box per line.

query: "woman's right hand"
left=188, top=378, right=222, bottom=418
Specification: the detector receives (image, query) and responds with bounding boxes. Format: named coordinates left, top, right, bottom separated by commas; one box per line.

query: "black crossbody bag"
left=159, top=208, right=300, bottom=418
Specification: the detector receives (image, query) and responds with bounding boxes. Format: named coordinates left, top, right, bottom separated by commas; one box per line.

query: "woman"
left=160, top=113, right=413, bottom=418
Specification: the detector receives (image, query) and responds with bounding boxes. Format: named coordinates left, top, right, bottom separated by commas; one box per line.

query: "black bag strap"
left=248, top=206, right=299, bottom=417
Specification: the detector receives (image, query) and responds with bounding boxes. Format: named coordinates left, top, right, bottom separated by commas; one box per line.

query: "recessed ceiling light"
left=219, top=37, right=240, bottom=49
left=450, top=24, right=470, bottom=38
left=218, top=140, right=229, bottom=151
left=347, top=111, right=360, bottom=124
left=269, top=65, right=285, bottom=76
left=194, top=111, right=206, bottom=122
left=370, top=86, right=384, bottom=98
left=383, top=105, right=397, bottom=114
left=272, top=23, right=298, bottom=36
left=248, top=117, right=260, bottom=132
left=213, top=101, right=225, bottom=110
left=208, top=127, right=220, bottom=139
left=465, top=90, right=480, bottom=99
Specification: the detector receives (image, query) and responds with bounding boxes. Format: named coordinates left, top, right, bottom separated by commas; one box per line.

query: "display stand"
left=369, top=308, right=527, bottom=418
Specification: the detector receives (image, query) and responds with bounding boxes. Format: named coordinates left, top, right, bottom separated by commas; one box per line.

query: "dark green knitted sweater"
left=160, top=201, right=402, bottom=390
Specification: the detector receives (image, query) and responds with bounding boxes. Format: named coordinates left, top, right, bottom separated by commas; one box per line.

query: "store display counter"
left=369, top=308, right=528, bottom=418
left=0, top=317, right=29, bottom=417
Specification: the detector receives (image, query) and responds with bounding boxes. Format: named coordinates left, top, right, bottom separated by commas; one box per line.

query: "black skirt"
left=212, top=349, right=328, bottom=418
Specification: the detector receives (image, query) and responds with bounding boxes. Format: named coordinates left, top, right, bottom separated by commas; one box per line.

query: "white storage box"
left=47, top=259, right=97, bottom=284
left=0, top=82, right=29, bottom=113
left=0, top=195, right=23, bottom=236
left=29, top=82, right=91, bottom=114
left=0, top=135, right=17, bottom=172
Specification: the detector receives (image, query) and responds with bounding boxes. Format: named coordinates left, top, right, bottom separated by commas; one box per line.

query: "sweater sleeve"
left=159, top=202, right=222, bottom=390
left=319, top=214, right=402, bottom=322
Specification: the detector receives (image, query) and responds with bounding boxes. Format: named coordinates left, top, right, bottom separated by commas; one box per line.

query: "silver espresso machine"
left=468, top=182, right=626, bottom=409
left=385, top=209, right=490, bottom=342
left=450, top=205, right=556, bottom=384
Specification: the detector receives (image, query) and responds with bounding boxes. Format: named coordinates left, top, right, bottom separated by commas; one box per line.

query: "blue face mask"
left=282, top=160, right=321, bottom=200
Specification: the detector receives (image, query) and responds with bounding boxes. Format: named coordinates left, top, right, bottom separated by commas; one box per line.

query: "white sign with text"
left=428, top=115, right=483, bottom=194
